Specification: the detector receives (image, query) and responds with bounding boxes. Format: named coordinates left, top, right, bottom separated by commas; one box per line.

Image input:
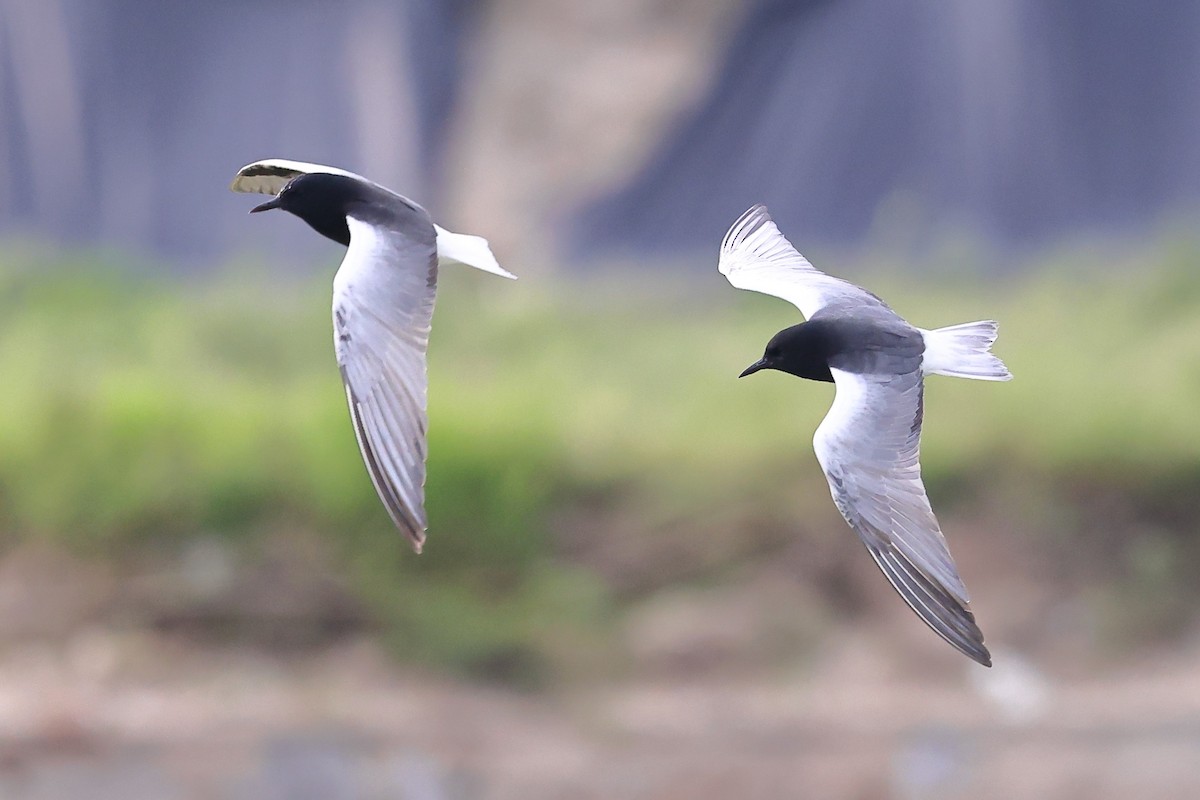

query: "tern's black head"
left=250, top=172, right=377, bottom=246
left=739, top=322, right=836, bottom=383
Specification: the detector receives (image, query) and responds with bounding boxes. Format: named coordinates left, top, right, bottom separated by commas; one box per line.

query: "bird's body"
left=721, top=205, right=1010, bottom=667
left=231, top=159, right=515, bottom=552
left=759, top=310, right=924, bottom=383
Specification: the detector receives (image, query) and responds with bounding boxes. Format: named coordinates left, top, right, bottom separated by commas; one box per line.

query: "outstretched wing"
left=334, top=217, right=438, bottom=552
left=231, top=158, right=515, bottom=280
left=719, top=205, right=886, bottom=319
left=230, top=159, right=368, bottom=196
left=813, top=366, right=991, bottom=666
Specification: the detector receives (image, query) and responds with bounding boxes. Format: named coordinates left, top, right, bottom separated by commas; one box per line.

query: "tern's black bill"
left=739, top=359, right=768, bottom=378
left=249, top=198, right=282, bottom=213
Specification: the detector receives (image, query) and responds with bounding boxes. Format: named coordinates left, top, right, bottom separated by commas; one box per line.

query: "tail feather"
left=433, top=225, right=517, bottom=280
left=921, top=320, right=1012, bottom=381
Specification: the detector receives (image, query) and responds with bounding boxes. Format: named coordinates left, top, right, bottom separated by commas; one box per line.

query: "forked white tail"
left=920, top=320, right=1012, bottom=381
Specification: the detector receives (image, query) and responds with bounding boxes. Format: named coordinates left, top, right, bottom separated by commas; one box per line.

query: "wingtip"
left=721, top=203, right=772, bottom=253
left=957, top=630, right=993, bottom=667
left=962, top=622, right=993, bottom=667
left=738, top=202, right=771, bottom=221
left=229, top=159, right=274, bottom=191
left=948, top=611, right=992, bottom=667
left=229, top=163, right=264, bottom=192
left=230, top=158, right=350, bottom=197
left=864, top=540, right=993, bottom=667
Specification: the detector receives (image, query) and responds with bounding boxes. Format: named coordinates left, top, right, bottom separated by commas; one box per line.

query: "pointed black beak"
left=739, top=358, right=769, bottom=378
left=249, top=197, right=282, bottom=213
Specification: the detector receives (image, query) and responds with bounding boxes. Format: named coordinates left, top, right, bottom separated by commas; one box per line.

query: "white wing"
left=719, top=205, right=884, bottom=319
left=813, top=367, right=990, bottom=666
left=334, top=217, right=438, bottom=552
left=230, top=158, right=367, bottom=196
left=232, top=159, right=515, bottom=279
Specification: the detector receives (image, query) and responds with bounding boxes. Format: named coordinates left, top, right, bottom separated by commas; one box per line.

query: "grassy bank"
left=0, top=244, right=1198, bottom=679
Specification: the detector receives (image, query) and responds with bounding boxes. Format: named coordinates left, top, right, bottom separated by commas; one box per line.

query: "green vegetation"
left=1, top=241, right=1198, bottom=679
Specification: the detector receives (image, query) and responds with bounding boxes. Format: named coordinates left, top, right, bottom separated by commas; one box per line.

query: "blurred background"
left=1, top=0, right=1199, bottom=797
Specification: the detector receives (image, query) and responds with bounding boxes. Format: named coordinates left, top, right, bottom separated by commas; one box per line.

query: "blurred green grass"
left=1, top=241, right=1199, bottom=678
